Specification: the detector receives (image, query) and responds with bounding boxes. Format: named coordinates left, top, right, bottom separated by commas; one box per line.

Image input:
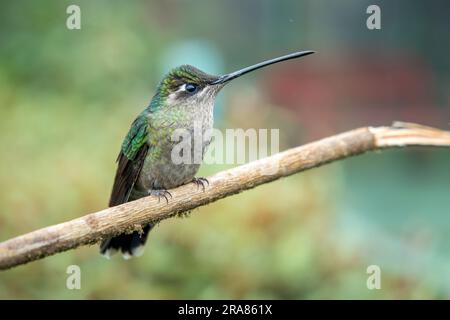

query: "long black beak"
left=210, top=50, right=315, bottom=85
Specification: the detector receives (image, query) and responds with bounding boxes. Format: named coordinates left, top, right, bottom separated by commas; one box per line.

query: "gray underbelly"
left=132, top=120, right=212, bottom=196
left=133, top=141, right=205, bottom=194
left=140, top=158, right=200, bottom=190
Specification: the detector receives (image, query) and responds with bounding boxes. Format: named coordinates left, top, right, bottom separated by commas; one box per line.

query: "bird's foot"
left=149, top=189, right=172, bottom=204
left=192, top=177, right=209, bottom=192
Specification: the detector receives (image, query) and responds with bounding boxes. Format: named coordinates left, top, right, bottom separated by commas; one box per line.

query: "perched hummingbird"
left=100, top=50, right=315, bottom=259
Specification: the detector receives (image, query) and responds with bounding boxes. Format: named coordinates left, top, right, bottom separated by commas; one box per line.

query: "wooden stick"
left=0, top=122, right=449, bottom=270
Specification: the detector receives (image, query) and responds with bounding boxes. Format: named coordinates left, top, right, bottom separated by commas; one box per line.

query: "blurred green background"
left=0, top=0, right=449, bottom=299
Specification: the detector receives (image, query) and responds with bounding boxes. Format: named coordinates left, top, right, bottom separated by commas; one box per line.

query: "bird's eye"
left=184, top=83, right=198, bottom=94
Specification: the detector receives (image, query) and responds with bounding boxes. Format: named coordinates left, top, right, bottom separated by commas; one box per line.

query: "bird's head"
left=154, top=65, right=221, bottom=109
left=151, top=50, right=315, bottom=110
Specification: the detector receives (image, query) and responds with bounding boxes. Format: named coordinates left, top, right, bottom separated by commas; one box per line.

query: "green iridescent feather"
left=121, top=113, right=149, bottom=161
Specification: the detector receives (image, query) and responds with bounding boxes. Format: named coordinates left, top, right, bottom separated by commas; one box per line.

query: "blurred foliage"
left=0, top=0, right=449, bottom=299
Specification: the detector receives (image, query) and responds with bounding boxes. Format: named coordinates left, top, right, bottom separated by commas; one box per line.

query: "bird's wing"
left=109, top=116, right=149, bottom=207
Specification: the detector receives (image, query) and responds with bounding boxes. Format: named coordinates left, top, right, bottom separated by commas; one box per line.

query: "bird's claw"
left=150, top=189, right=172, bottom=204
left=192, top=177, right=209, bottom=192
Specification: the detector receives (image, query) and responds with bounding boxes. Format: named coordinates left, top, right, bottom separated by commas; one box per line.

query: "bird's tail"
left=100, top=224, right=153, bottom=259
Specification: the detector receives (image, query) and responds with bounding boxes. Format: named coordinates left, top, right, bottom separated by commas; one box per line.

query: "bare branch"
left=0, top=122, right=449, bottom=270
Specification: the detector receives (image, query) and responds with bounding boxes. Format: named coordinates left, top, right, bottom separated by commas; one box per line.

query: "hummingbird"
left=100, top=50, right=315, bottom=259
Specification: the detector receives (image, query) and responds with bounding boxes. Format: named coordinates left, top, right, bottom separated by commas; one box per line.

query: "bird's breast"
left=136, top=103, right=214, bottom=190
